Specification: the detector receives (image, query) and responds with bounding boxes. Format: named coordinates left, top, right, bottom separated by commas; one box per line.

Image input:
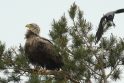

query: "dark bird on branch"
left=24, top=23, right=64, bottom=70
left=95, top=9, right=124, bottom=44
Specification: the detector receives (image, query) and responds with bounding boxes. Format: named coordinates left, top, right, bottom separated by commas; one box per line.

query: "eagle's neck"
left=25, top=30, right=38, bottom=39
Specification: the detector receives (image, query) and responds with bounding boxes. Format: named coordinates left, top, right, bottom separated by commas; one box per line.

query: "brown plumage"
left=24, top=23, right=64, bottom=70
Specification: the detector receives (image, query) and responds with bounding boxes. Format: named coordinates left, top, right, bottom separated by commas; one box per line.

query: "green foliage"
left=0, top=77, right=7, bottom=83
left=0, top=41, right=5, bottom=58
left=8, top=74, right=21, bottom=82
left=26, top=74, right=41, bottom=83
left=0, top=3, right=124, bottom=83
left=50, top=3, right=124, bottom=83
left=68, top=2, right=77, bottom=20
left=111, top=68, right=121, bottom=81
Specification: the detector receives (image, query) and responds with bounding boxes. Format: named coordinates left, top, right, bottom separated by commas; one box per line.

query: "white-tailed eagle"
left=24, top=23, right=64, bottom=70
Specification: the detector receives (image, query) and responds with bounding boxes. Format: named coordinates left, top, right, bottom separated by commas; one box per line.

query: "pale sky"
left=0, top=0, right=124, bottom=82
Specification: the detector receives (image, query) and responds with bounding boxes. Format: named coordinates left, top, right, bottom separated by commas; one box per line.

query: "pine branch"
left=1, top=68, right=80, bottom=83
left=106, top=59, right=121, bottom=79
left=73, top=20, right=90, bottom=48
left=27, top=69, right=80, bottom=83
left=82, top=60, right=102, bottom=77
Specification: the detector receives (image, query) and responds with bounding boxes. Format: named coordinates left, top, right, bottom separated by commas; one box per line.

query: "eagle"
left=95, top=8, right=124, bottom=44
left=24, top=23, right=64, bottom=70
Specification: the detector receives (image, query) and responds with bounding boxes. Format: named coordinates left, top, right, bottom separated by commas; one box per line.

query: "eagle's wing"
left=95, top=16, right=107, bottom=44
left=40, top=37, right=53, bottom=45
left=95, top=8, right=124, bottom=44
left=115, top=9, right=124, bottom=14
left=35, top=36, right=54, bottom=56
left=37, top=36, right=64, bottom=69
left=38, top=36, right=62, bottom=61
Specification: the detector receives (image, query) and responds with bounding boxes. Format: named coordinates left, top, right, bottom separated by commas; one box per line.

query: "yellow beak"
left=25, top=24, right=31, bottom=28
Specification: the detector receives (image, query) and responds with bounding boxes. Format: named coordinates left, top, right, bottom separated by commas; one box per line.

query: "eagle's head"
left=25, top=23, right=40, bottom=35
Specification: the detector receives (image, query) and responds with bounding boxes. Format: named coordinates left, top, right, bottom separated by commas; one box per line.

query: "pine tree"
left=0, top=3, right=124, bottom=83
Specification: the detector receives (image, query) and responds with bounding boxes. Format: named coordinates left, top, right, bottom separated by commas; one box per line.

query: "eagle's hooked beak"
left=25, top=24, right=31, bottom=39
left=25, top=24, right=31, bottom=28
